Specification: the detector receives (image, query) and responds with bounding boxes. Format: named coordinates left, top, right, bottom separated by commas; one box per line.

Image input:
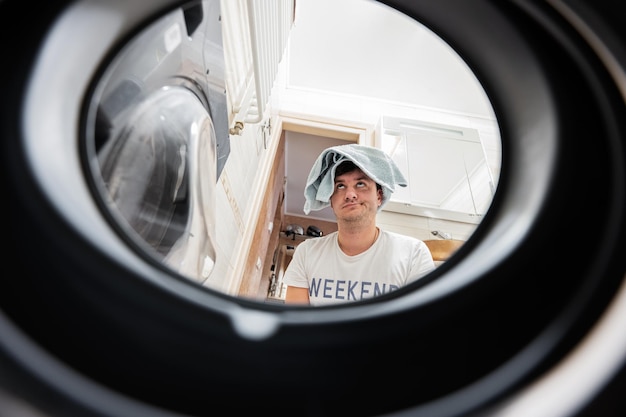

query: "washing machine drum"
left=97, top=86, right=218, bottom=279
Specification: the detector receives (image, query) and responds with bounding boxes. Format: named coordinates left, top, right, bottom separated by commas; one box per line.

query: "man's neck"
left=337, top=225, right=379, bottom=256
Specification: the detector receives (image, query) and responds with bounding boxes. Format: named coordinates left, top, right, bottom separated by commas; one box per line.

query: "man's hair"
left=334, top=161, right=382, bottom=191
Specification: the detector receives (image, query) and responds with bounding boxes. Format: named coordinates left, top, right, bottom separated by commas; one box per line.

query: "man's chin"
left=339, top=212, right=367, bottom=224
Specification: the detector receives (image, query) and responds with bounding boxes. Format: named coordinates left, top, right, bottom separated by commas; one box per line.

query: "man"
left=283, top=143, right=435, bottom=306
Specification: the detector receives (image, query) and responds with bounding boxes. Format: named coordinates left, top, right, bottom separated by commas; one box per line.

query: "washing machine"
left=87, top=0, right=229, bottom=281
left=1, top=1, right=626, bottom=417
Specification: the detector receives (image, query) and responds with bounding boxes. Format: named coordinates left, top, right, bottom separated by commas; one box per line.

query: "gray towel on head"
left=303, top=143, right=407, bottom=214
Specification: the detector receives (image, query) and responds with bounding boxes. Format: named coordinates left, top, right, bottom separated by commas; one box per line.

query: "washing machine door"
left=96, top=86, right=218, bottom=281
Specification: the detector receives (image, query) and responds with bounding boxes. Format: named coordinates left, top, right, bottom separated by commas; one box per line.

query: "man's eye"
left=356, top=182, right=365, bottom=187
left=336, top=184, right=345, bottom=190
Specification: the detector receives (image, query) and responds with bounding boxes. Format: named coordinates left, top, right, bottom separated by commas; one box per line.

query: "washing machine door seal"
left=1, top=1, right=625, bottom=417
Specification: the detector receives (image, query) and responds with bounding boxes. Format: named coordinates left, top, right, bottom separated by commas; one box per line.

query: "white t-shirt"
left=282, top=229, right=436, bottom=306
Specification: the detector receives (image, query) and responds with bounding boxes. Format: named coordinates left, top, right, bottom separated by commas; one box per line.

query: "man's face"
left=330, top=168, right=382, bottom=223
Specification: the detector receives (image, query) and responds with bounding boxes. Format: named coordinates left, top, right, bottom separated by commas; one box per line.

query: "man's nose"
left=345, top=188, right=357, bottom=199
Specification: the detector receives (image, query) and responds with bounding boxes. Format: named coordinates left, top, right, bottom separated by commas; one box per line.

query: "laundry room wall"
left=205, top=119, right=281, bottom=297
